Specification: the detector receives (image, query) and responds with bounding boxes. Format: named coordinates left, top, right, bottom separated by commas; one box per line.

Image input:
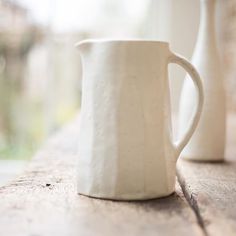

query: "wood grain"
left=0, top=117, right=203, bottom=236
left=177, top=114, right=236, bottom=236
left=178, top=161, right=236, bottom=236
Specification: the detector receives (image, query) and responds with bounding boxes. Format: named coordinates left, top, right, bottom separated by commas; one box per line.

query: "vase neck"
left=198, top=0, right=217, bottom=47
left=200, top=0, right=216, bottom=33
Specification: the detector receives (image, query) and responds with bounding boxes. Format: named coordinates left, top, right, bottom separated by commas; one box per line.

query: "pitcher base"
left=77, top=190, right=175, bottom=201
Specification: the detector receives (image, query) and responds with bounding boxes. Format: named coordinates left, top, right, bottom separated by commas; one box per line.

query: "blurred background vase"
left=178, top=0, right=226, bottom=161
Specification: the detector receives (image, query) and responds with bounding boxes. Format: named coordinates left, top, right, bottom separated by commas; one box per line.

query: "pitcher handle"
left=168, top=53, right=204, bottom=158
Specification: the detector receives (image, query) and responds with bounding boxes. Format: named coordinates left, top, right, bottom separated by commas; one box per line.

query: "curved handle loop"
left=168, top=53, right=204, bottom=157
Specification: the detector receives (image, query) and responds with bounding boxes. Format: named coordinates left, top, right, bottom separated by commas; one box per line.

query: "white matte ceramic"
left=76, top=39, right=204, bottom=200
left=178, top=0, right=226, bottom=162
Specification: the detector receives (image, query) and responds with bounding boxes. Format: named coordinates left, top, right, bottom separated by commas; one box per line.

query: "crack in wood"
left=177, top=172, right=208, bottom=236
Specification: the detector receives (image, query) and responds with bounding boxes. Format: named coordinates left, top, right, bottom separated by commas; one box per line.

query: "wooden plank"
left=0, top=118, right=203, bottom=236
left=177, top=161, right=236, bottom=236
left=177, top=114, right=236, bottom=236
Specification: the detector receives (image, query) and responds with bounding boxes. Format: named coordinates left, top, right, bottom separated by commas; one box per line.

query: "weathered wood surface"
left=0, top=117, right=203, bottom=236
left=1, top=113, right=236, bottom=236
left=177, top=114, right=236, bottom=236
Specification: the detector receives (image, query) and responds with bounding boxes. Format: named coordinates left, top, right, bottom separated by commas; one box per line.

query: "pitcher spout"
left=75, top=40, right=91, bottom=55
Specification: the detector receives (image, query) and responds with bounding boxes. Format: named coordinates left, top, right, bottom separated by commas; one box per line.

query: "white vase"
left=178, top=0, right=226, bottom=161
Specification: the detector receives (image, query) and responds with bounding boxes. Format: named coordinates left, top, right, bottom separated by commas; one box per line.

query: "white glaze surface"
left=77, top=40, right=203, bottom=200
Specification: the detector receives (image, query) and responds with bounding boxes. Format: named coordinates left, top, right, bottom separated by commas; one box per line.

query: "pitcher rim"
left=75, top=38, right=169, bottom=48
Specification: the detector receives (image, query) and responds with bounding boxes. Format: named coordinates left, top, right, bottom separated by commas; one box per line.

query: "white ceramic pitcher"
left=76, top=39, right=203, bottom=200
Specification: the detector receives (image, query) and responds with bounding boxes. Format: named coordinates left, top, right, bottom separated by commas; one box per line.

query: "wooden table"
left=0, top=114, right=235, bottom=236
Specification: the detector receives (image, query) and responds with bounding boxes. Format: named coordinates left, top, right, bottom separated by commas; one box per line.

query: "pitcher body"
left=76, top=39, right=203, bottom=200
